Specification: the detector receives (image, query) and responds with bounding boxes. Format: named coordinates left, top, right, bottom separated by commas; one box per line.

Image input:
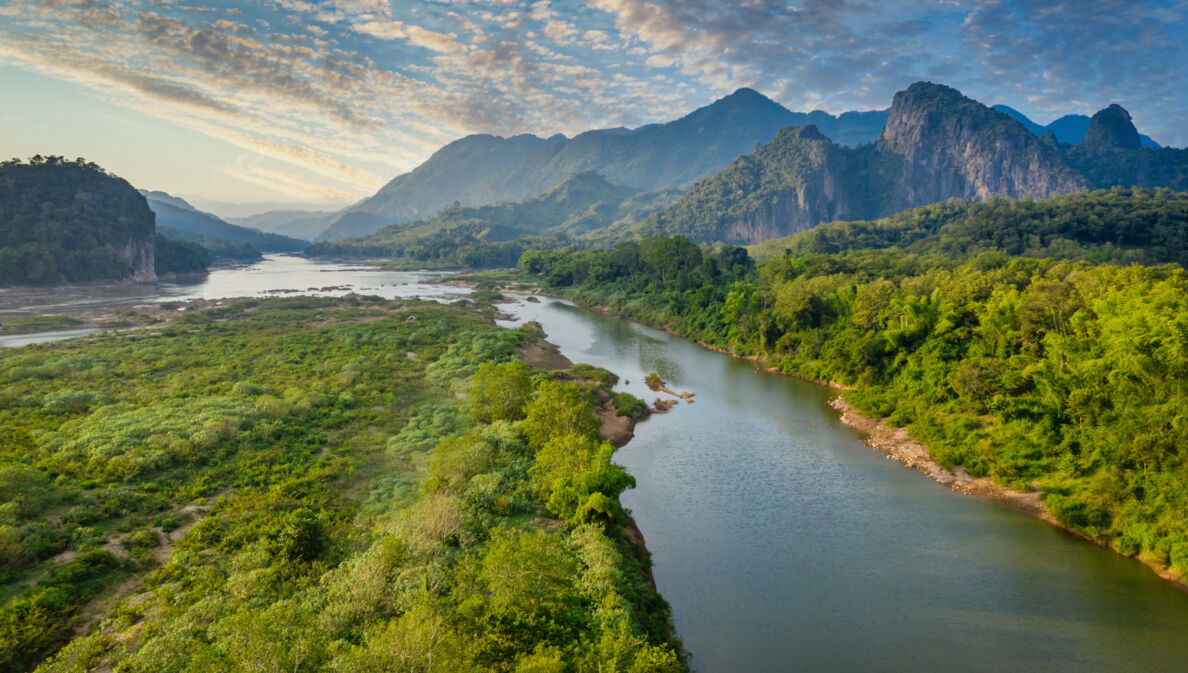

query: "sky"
left=1, top=0, right=1185, bottom=212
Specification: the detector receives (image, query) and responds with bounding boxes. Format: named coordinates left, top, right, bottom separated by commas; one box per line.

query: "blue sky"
left=1, top=0, right=1184, bottom=210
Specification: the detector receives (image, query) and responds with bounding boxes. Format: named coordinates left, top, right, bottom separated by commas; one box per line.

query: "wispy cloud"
left=0, top=0, right=1183, bottom=206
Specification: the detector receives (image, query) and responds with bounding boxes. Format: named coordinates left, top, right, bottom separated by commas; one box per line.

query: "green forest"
left=307, top=173, right=677, bottom=269
left=752, top=188, right=1188, bottom=265
left=0, top=157, right=157, bottom=285
left=0, top=297, right=680, bottom=672
left=515, top=222, right=1188, bottom=582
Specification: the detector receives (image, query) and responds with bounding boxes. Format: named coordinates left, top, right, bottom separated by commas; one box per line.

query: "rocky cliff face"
left=122, top=232, right=157, bottom=282
left=877, top=82, right=1087, bottom=211
left=649, top=82, right=1098, bottom=245
left=721, top=127, right=851, bottom=243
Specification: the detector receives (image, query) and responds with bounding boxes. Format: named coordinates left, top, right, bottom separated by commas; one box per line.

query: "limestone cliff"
left=876, top=82, right=1087, bottom=212
left=122, top=232, right=157, bottom=282
left=648, top=82, right=1093, bottom=245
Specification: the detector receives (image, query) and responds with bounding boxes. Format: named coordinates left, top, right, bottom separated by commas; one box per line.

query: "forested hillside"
left=141, top=191, right=309, bottom=256
left=307, top=172, right=676, bottom=268
left=0, top=157, right=157, bottom=285
left=515, top=222, right=1188, bottom=584
left=0, top=297, right=680, bottom=672
left=753, top=188, right=1188, bottom=265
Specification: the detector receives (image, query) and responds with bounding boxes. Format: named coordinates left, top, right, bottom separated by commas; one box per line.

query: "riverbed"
left=0, top=254, right=469, bottom=347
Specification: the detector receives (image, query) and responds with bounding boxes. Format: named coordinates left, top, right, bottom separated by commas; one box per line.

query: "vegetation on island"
left=0, top=296, right=679, bottom=672
left=516, top=193, right=1188, bottom=581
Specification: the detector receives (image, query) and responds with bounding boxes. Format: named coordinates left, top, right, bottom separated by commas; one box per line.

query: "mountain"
left=140, top=190, right=308, bottom=254
left=876, top=82, right=1086, bottom=211
left=641, top=82, right=1088, bottom=244
left=227, top=209, right=340, bottom=241
left=318, top=133, right=559, bottom=240
left=993, top=104, right=1161, bottom=148
left=0, top=157, right=217, bottom=285
left=1060, top=107, right=1188, bottom=190
left=1082, top=104, right=1141, bottom=150
left=1, top=157, right=158, bottom=284
left=308, top=172, right=675, bottom=267
left=316, top=90, right=891, bottom=241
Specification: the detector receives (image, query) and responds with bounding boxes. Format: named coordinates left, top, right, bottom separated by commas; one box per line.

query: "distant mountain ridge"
left=140, top=190, right=308, bottom=255
left=993, top=105, right=1161, bottom=148
left=637, top=82, right=1186, bottom=245
left=316, top=91, right=894, bottom=241
left=308, top=172, right=676, bottom=266
left=228, top=209, right=339, bottom=241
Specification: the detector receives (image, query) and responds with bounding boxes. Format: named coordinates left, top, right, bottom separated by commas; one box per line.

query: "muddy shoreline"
left=827, top=396, right=1188, bottom=592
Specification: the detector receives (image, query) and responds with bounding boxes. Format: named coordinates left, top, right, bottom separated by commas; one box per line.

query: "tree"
left=521, top=381, right=600, bottom=449
left=469, top=362, right=532, bottom=423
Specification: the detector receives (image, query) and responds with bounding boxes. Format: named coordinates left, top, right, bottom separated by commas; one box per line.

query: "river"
left=498, top=295, right=1188, bottom=673
left=0, top=255, right=469, bottom=347
left=6, top=257, right=1188, bottom=671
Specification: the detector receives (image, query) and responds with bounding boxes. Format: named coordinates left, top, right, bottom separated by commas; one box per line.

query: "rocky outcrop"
left=650, top=82, right=1095, bottom=245
left=1082, top=104, right=1142, bottom=150
left=122, top=233, right=157, bottom=282
left=877, top=82, right=1087, bottom=211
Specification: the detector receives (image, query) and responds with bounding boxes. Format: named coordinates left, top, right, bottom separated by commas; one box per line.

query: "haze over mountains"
left=4, top=81, right=1185, bottom=285
left=139, top=191, right=308, bottom=255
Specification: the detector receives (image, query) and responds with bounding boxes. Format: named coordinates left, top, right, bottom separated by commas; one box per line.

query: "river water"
left=0, top=255, right=469, bottom=347
left=6, top=257, right=1188, bottom=671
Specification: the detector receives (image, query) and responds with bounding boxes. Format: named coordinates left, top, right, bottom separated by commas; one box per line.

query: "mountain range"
left=139, top=190, right=308, bottom=256
left=993, top=105, right=1160, bottom=148
left=315, top=91, right=896, bottom=241
left=314, top=87, right=1168, bottom=244
left=634, top=82, right=1187, bottom=244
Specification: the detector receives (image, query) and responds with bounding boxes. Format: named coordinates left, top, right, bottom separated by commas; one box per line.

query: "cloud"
left=587, top=0, right=1187, bottom=145
left=226, top=154, right=356, bottom=201
left=1, top=0, right=1184, bottom=210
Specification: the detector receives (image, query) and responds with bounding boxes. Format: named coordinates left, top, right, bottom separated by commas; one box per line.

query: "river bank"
left=462, top=276, right=1188, bottom=594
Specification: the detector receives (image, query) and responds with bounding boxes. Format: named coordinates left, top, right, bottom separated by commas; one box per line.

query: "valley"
left=3, top=13, right=1188, bottom=667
